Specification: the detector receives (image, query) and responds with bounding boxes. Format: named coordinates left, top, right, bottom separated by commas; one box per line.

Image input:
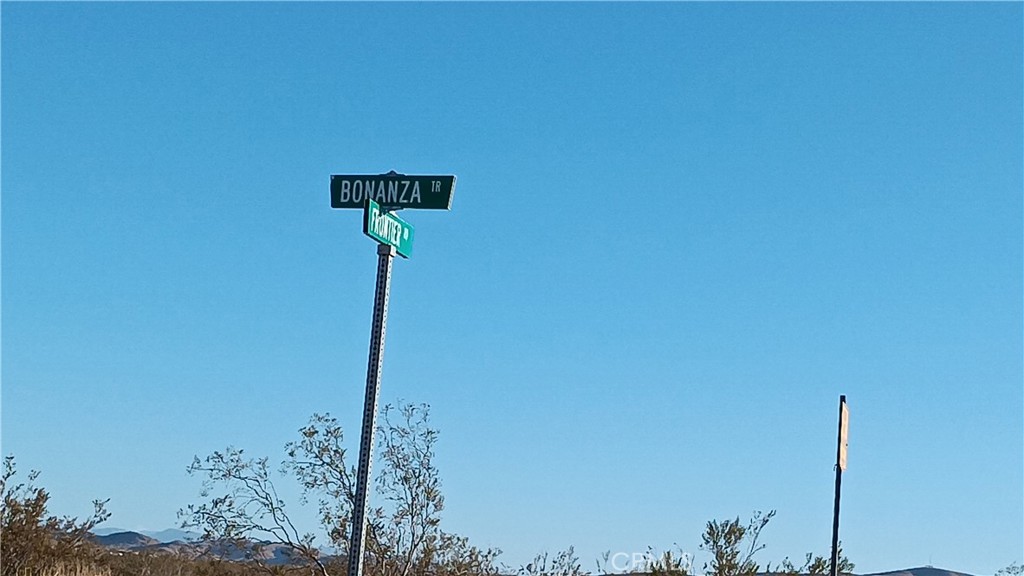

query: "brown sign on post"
left=838, top=401, right=849, bottom=471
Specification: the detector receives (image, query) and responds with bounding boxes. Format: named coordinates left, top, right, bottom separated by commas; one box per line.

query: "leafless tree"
left=180, top=448, right=329, bottom=576
left=183, top=403, right=500, bottom=576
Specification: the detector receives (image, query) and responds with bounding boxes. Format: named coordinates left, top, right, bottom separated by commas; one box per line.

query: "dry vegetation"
left=4, top=404, right=864, bottom=576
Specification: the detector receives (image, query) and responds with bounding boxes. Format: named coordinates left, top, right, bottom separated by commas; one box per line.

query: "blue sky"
left=2, top=2, right=1021, bottom=574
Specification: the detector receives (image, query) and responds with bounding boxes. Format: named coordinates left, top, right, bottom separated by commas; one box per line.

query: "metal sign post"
left=332, top=169, right=455, bottom=576
left=347, top=243, right=396, bottom=576
left=829, top=395, right=849, bottom=576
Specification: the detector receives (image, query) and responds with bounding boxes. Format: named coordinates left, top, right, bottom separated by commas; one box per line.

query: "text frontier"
left=367, top=204, right=409, bottom=247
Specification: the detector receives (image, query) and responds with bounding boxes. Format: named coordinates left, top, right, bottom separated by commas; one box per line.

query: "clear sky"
left=2, top=2, right=1021, bottom=575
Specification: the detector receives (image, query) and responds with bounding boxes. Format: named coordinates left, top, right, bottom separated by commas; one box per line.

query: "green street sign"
left=363, top=199, right=414, bottom=258
left=332, top=172, right=455, bottom=210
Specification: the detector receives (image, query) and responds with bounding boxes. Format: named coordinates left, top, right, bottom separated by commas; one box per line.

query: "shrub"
left=1, top=456, right=110, bottom=576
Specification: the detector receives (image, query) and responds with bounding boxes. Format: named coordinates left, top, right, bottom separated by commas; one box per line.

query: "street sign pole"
left=332, top=169, right=455, bottom=576
left=829, top=395, right=849, bottom=576
left=347, top=243, right=396, bottom=576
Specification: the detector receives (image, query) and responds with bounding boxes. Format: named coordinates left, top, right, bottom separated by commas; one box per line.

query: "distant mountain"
left=194, top=540, right=307, bottom=564
left=93, top=531, right=159, bottom=549
left=91, top=527, right=129, bottom=537
left=142, top=528, right=200, bottom=543
left=861, top=568, right=975, bottom=576
left=91, top=527, right=200, bottom=543
left=90, top=531, right=325, bottom=566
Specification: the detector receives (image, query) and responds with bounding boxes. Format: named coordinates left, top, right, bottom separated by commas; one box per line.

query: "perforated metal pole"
left=347, top=243, right=395, bottom=576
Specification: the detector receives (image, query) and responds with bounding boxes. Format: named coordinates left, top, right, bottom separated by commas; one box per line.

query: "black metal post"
left=829, top=395, right=847, bottom=576
left=347, top=243, right=395, bottom=576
